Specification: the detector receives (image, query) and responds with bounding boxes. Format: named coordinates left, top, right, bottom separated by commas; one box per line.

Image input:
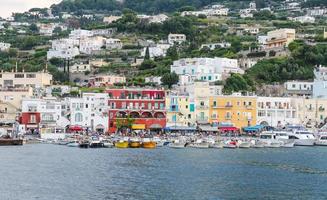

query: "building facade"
left=107, top=88, right=166, bottom=133
left=209, top=95, right=257, bottom=128
left=257, top=97, right=298, bottom=127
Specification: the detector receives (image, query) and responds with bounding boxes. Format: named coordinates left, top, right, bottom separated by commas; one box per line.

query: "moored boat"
left=67, top=140, right=79, bottom=147
left=115, top=140, right=129, bottom=148
left=129, top=138, right=141, bottom=148
left=168, top=140, right=186, bottom=149
left=142, top=138, right=156, bottom=149
left=315, top=135, right=327, bottom=146
left=0, top=138, right=23, bottom=146
left=238, top=141, right=251, bottom=148
left=209, top=142, right=224, bottom=149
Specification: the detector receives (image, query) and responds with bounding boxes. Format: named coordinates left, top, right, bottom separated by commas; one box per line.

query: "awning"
left=95, top=124, right=105, bottom=129
left=199, top=125, right=219, bottom=132
left=149, top=124, right=162, bottom=129
left=243, top=125, right=264, bottom=132
left=164, top=126, right=196, bottom=131
left=218, top=126, right=239, bottom=132
left=70, top=125, right=83, bottom=131
left=132, top=124, right=146, bottom=130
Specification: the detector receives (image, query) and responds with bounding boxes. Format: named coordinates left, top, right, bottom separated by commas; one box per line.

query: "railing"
left=197, top=105, right=209, bottom=110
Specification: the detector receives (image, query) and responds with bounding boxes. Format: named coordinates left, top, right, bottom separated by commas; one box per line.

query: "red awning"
left=69, top=126, right=83, bottom=131
left=218, top=127, right=239, bottom=131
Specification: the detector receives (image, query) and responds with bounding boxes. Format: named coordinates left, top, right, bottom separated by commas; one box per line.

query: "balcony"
left=197, top=105, right=209, bottom=110
left=196, top=116, right=209, bottom=124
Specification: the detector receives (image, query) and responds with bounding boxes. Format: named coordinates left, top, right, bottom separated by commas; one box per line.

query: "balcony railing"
left=197, top=105, right=209, bottom=110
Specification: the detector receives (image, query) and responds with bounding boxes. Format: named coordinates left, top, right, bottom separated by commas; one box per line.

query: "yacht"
left=315, top=135, right=327, bottom=146
left=259, top=132, right=283, bottom=148
left=286, top=130, right=316, bottom=146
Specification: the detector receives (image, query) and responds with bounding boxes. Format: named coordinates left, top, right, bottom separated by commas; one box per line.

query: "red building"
left=20, top=112, right=41, bottom=133
left=107, top=88, right=166, bottom=133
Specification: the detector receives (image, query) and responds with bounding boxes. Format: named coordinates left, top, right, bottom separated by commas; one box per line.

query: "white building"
left=171, top=57, right=242, bottom=83
left=106, top=38, right=122, bottom=50
left=145, top=76, right=162, bottom=85
left=0, top=42, right=10, bottom=51
left=69, top=93, right=109, bottom=132
left=313, top=66, right=327, bottom=99
left=137, top=14, right=169, bottom=23
left=292, top=15, right=315, bottom=23
left=200, top=42, right=231, bottom=50
left=70, top=63, right=91, bottom=73
left=257, top=97, right=298, bottom=127
left=0, top=71, right=53, bottom=88
left=69, top=29, right=94, bottom=39
left=47, top=38, right=80, bottom=59
left=168, top=34, right=186, bottom=45
left=141, top=44, right=171, bottom=58
left=79, top=36, right=105, bottom=55
left=21, top=98, right=70, bottom=129
left=284, top=81, right=313, bottom=97
left=307, top=7, right=327, bottom=16
left=181, top=5, right=228, bottom=17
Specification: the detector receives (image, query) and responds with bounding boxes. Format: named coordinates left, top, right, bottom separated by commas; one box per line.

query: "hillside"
left=51, top=0, right=241, bottom=14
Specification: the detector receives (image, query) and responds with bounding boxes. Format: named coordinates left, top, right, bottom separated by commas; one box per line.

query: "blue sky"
left=0, top=0, right=61, bottom=18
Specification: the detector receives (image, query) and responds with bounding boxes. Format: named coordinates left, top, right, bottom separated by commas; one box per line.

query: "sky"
left=0, top=0, right=61, bottom=18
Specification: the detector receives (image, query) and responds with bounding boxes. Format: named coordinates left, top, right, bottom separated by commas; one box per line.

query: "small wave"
left=245, top=161, right=327, bottom=175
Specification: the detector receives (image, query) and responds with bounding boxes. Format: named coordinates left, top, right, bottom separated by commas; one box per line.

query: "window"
left=30, top=115, right=36, bottom=123
left=14, top=74, right=24, bottom=78
left=188, top=114, right=191, bottom=119
left=26, top=74, right=36, bottom=78
left=75, top=113, right=83, bottom=122
left=186, top=105, right=188, bottom=109
left=213, top=101, right=217, bottom=107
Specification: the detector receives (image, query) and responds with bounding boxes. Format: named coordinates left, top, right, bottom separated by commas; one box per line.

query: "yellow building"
left=166, top=91, right=196, bottom=128
left=209, top=95, right=257, bottom=129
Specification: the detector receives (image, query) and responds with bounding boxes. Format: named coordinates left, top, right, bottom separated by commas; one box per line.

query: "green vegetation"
left=161, top=72, right=179, bottom=88
left=223, top=40, right=327, bottom=93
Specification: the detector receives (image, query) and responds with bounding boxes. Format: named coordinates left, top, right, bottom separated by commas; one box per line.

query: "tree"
left=166, top=45, right=179, bottom=60
left=29, top=23, right=39, bottom=33
left=139, top=60, right=156, bottom=70
left=223, top=73, right=253, bottom=94
left=161, top=72, right=179, bottom=88
left=144, top=46, right=150, bottom=60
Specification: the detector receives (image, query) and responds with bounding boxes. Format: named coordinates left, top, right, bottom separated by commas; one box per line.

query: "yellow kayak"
left=129, top=141, right=141, bottom=148
left=115, top=141, right=129, bottom=148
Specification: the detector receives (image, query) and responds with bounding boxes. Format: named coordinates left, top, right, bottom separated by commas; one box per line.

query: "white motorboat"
left=102, top=139, right=114, bottom=148
left=238, top=141, right=251, bottom=148
left=223, top=140, right=238, bottom=149
left=281, top=141, right=295, bottom=148
left=188, top=139, right=210, bottom=149
left=315, top=135, right=327, bottom=146
left=286, top=130, right=316, bottom=146
left=67, top=140, right=79, bottom=147
left=259, top=132, right=282, bottom=148
left=210, top=142, right=224, bottom=149
left=168, top=140, right=186, bottom=149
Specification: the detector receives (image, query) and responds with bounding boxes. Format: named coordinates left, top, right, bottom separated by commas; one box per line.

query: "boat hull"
left=0, top=139, right=23, bottom=146
left=142, top=142, right=156, bottom=149
left=129, top=141, right=141, bottom=148
left=115, top=141, right=129, bottom=148
left=294, top=139, right=315, bottom=146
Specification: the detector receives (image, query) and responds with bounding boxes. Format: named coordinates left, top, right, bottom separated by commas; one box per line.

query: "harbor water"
left=1, top=144, right=327, bottom=200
